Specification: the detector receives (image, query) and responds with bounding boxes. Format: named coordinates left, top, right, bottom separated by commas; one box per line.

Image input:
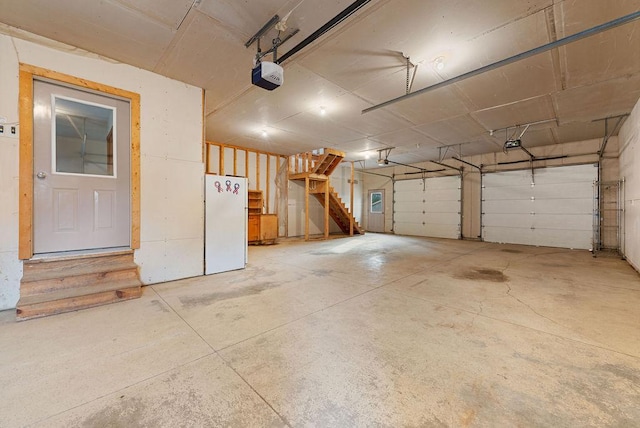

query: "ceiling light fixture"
left=320, top=106, right=326, bottom=116
left=261, top=129, right=268, bottom=138
left=434, top=56, right=445, bottom=71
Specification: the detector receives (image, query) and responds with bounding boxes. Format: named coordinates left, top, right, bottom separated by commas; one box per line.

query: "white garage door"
left=482, top=164, right=597, bottom=249
left=394, top=176, right=461, bottom=239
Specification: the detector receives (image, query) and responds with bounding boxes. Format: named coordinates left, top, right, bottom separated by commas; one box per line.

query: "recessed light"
left=261, top=129, right=268, bottom=138
left=434, top=56, right=445, bottom=71
left=320, top=106, right=326, bottom=116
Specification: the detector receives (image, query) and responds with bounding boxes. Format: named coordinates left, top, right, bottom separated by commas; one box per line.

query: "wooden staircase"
left=289, top=148, right=363, bottom=239
left=17, top=250, right=143, bottom=320
left=310, top=184, right=364, bottom=235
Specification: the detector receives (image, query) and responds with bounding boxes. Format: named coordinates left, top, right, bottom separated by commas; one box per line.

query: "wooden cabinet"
left=248, top=214, right=277, bottom=245
left=247, top=190, right=277, bottom=244
left=248, top=190, right=263, bottom=215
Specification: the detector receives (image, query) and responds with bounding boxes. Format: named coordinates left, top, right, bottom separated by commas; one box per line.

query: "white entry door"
left=33, top=80, right=131, bottom=254
left=367, top=189, right=385, bottom=232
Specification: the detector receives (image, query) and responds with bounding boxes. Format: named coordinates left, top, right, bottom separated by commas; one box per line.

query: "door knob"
left=36, top=171, right=47, bottom=179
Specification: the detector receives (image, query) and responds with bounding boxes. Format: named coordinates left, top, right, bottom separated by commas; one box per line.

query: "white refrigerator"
left=205, top=175, right=248, bottom=274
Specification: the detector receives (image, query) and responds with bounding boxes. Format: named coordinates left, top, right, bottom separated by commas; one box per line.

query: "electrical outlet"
left=0, top=124, right=19, bottom=139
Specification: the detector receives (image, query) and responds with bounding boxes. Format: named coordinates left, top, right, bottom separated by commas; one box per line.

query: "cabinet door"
left=260, top=215, right=278, bottom=241
left=248, top=215, right=260, bottom=242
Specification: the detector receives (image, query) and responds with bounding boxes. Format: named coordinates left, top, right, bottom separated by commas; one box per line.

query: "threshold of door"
left=31, top=246, right=132, bottom=261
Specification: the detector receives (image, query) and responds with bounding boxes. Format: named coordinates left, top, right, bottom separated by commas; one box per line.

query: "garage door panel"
left=483, top=227, right=534, bottom=245
left=395, top=201, right=424, bottom=211
left=484, top=200, right=533, bottom=214
left=482, top=164, right=596, bottom=249
left=424, top=224, right=459, bottom=239
left=425, top=200, right=460, bottom=214
left=426, top=176, right=460, bottom=190
left=528, top=229, right=592, bottom=249
left=534, top=199, right=592, bottom=214
left=533, top=214, right=592, bottom=230
left=395, top=180, right=423, bottom=191
left=394, top=192, right=424, bottom=202
left=534, top=182, right=594, bottom=199
left=482, top=213, right=532, bottom=228
left=395, top=222, right=424, bottom=236
left=425, top=189, right=460, bottom=201
left=394, top=176, right=460, bottom=239
left=395, top=212, right=424, bottom=223
left=427, top=213, right=460, bottom=225
left=533, top=164, right=597, bottom=185
left=484, top=173, right=532, bottom=187
left=483, top=186, right=532, bottom=201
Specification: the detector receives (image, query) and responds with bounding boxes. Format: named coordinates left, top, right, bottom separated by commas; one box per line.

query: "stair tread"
left=23, top=260, right=139, bottom=283
left=18, top=279, right=142, bottom=306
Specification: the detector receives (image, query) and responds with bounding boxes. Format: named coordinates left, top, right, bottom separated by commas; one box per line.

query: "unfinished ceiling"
left=1, top=0, right=639, bottom=165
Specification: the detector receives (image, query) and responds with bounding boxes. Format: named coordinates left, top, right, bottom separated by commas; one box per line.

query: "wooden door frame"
left=18, top=64, right=141, bottom=259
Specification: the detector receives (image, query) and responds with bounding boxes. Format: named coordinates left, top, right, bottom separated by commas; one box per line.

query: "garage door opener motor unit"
left=246, top=14, right=299, bottom=91
left=252, top=61, right=283, bottom=91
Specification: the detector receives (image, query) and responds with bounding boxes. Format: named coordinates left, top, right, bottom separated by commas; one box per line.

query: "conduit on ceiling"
left=276, top=0, right=374, bottom=65
left=362, top=10, right=640, bottom=114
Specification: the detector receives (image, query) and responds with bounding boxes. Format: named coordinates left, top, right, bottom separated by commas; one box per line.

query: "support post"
left=305, top=176, right=310, bottom=241
left=324, top=182, right=330, bottom=239
left=350, top=162, right=354, bottom=236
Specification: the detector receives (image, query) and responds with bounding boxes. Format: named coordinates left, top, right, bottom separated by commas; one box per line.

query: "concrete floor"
left=1, top=234, right=640, bottom=427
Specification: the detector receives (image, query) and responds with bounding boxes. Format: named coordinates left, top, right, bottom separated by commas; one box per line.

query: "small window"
left=370, top=191, right=383, bottom=213
left=53, top=96, right=116, bottom=177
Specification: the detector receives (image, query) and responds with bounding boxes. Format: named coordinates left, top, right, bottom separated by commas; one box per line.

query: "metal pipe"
left=458, top=171, right=463, bottom=240
left=391, top=172, right=395, bottom=232
left=519, top=145, right=535, bottom=160
left=363, top=10, right=640, bottom=114
left=396, top=169, right=446, bottom=176
left=356, top=169, right=393, bottom=179
left=276, top=0, right=374, bottom=65
left=387, top=159, right=430, bottom=172
left=599, top=115, right=626, bottom=156
left=479, top=171, right=484, bottom=241
left=452, top=156, right=481, bottom=171
left=497, top=155, right=568, bottom=166
left=430, top=159, right=461, bottom=172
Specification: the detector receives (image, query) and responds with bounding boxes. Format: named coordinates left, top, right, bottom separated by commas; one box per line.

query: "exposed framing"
left=18, top=64, right=141, bottom=259
left=205, top=140, right=287, bottom=205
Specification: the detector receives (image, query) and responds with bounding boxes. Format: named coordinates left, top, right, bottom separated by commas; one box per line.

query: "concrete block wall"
left=619, top=99, right=640, bottom=272
left=0, top=29, right=204, bottom=310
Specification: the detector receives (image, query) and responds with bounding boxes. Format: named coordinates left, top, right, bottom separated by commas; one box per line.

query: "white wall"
left=619, top=99, right=640, bottom=272
left=0, top=30, right=204, bottom=310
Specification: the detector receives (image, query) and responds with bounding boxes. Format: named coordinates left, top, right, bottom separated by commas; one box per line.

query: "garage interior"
left=0, top=0, right=639, bottom=426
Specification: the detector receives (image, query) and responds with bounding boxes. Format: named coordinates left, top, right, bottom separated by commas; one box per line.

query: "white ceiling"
left=2, top=0, right=639, bottom=165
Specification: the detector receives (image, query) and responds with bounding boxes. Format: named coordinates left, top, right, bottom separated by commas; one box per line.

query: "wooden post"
left=266, top=155, right=270, bottom=213
left=324, top=182, right=330, bottom=239
left=233, top=148, right=237, bottom=176
left=245, top=150, right=249, bottom=181
left=350, top=161, right=354, bottom=236
left=257, top=153, right=261, bottom=190
left=305, top=176, right=310, bottom=241
left=18, top=69, right=34, bottom=259
left=220, top=146, right=225, bottom=176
